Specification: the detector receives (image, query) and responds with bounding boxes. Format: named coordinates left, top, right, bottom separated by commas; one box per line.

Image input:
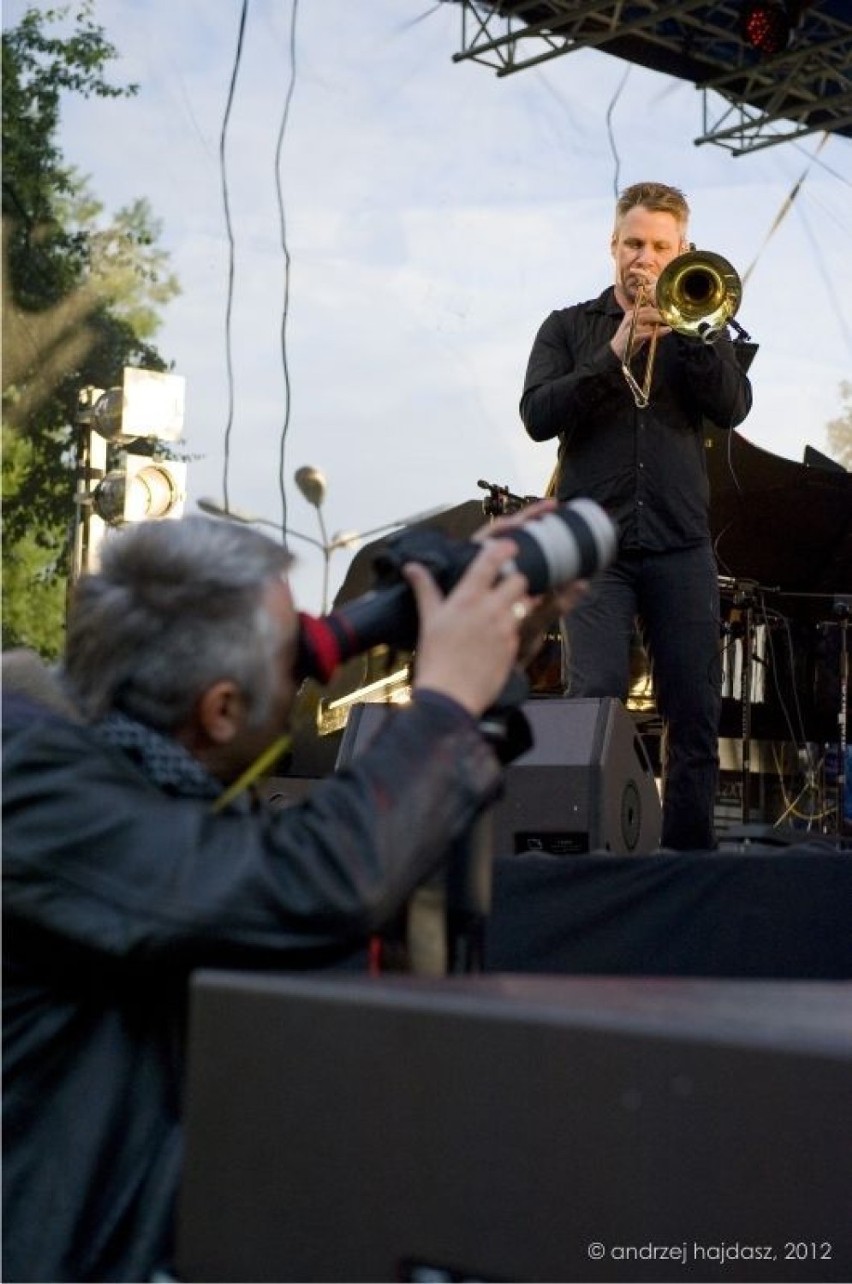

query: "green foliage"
left=2, top=422, right=69, bottom=657
left=2, top=3, right=179, bottom=657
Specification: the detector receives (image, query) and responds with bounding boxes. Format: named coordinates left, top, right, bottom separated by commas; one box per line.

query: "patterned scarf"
left=93, top=710, right=224, bottom=803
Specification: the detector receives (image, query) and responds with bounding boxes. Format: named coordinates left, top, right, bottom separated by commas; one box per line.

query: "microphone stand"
left=729, top=582, right=757, bottom=826
left=740, top=593, right=754, bottom=826
left=834, top=601, right=849, bottom=839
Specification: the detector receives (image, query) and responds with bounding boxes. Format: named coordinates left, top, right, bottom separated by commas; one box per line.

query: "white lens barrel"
left=497, top=497, right=617, bottom=590
left=527, top=499, right=617, bottom=586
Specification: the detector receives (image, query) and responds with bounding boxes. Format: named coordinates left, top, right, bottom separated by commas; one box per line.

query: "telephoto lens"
left=297, top=497, right=617, bottom=684
left=494, top=497, right=616, bottom=594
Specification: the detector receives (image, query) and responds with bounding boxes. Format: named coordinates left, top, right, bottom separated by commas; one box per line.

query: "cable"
left=273, top=0, right=301, bottom=544
left=758, top=599, right=826, bottom=829
left=741, top=130, right=830, bottom=288
left=605, top=64, right=632, bottom=199
left=794, top=195, right=852, bottom=362
left=772, top=741, right=832, bottom=829
left=393, top=2, right=445, bottom=32
left=218, top=0, right=251, bottom=511
left=786, top=135, right=852, bottom=189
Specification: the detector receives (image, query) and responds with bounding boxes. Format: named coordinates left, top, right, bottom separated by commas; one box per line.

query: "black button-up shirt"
left=520, top=286, right=753, bottom=552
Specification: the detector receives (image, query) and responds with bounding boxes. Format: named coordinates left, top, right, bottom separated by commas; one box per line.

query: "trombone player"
left=520, top=181, right=752, bottom=851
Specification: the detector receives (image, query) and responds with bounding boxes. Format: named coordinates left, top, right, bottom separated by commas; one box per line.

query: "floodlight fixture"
left=90, top=387, right=126, bottom=441
left=92, top=456, right=187, bottom=525
left=89, top=367, right=187, bottom=442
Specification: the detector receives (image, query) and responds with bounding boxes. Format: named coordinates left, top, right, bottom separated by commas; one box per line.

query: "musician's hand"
left=610, top=305, right=670, bottom=362
left=402, top=540, right=533, bottom=718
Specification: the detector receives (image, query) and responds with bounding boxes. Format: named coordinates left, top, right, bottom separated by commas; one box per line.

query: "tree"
left=2, top=3, right=179, bottom=657
left=826, top=380, right=852, bottom=472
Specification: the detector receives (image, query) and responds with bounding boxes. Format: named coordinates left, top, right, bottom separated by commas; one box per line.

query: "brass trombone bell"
left=656, top=249, right=742, bottom=343
left=621, top=249, right=743, bottom=408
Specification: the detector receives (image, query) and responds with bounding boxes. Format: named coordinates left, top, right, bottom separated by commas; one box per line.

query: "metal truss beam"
left=451, top=0, right=852, bottom=155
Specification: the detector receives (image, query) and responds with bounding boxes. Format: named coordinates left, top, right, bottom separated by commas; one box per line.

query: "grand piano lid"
left=706, top=425, right=852, bottom=595
left=331, top=500, right=485, bottom=606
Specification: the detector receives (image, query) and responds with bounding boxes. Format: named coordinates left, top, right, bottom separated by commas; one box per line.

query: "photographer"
left=2, top=508, right=583, bottom=1283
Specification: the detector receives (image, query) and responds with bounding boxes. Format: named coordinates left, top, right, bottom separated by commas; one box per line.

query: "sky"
left=6, top=0, right=852, bottom=612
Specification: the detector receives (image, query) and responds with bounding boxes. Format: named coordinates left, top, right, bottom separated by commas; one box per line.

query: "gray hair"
left=63, top=515, right=294, bottom=730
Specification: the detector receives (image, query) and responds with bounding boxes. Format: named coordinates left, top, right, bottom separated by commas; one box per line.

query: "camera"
left=297, top=497, right=616, bottom=684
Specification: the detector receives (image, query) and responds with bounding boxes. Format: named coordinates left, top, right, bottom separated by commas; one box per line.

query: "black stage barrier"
left=177, top=971, right=852, bottom=1283
left=484, top=850, right=852, bottom=979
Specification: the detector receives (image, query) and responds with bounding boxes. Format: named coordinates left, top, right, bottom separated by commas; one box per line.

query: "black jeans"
left=562, top=543, right=722, bottom=851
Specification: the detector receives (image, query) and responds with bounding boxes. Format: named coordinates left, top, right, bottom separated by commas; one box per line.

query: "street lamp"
left=195, top=497, right=323, bottom=551
left=199, top=476, right=453, bottom=616
left=293, top=464, right=455, bottom=614
left=294, top=465, right=335, bottom=613
left=293, top=465, right=327, bottom=509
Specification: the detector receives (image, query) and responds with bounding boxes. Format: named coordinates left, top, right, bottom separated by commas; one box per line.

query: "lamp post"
left=294, top=466, right=333, bottom=613
left=199, top=478, right=453, bottom=616
left=195, top=496, right=323, bottom=552
left=293, top=465, right=456, bottom=614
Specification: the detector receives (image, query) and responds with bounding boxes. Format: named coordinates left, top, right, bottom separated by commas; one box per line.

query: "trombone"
left=621, top=250, right=743, bottom=409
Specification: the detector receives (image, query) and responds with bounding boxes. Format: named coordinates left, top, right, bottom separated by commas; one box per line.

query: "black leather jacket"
left=2, top=687, right=502, bottom=1282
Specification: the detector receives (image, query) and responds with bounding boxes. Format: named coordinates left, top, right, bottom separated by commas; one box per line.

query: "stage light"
left=90, top=387, right=124, bottom=440
left=89, top=367, right=186, bottom=443
left=72, top=367, right=188, bottom=581
left=738, top=1, right=798, bottom=57
left=93, top=456, right=187, bottom=525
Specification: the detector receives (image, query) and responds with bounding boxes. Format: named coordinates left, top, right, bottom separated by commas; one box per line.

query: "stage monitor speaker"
left=336, top=697, right=661, bottom=856
left=176, top=970, right=852, bottom=1283
left=335, top=700, right=400, bottom=769
left=494, top=696, right=661, bottom=856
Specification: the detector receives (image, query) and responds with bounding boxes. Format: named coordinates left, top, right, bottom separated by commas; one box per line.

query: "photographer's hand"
left=402, top=540, right=531, bottom=719
left=474, top=496, right=589, bottom=669
left=516, top=580, right=588, bottom=670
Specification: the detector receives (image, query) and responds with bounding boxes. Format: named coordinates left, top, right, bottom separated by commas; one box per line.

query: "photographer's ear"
left=197, top=680, right=244, bottom=744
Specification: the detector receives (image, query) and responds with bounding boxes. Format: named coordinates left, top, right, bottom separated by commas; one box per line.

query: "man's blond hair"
left=614, top=182, right=690, bottom=234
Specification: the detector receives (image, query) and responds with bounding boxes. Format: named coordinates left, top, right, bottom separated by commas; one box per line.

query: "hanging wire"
left=605, top=63, right=632, bottom=198
left=273, top=0, right=301, bottom=544
left=794, top=194, right=852, bottom=362
left=741, top=131, right=830, bottom=288
left=218, top=0, right=251, bottom=510
left=710, top=133, right=839, bottom=572
left=393, top=2, right=445, bottom=32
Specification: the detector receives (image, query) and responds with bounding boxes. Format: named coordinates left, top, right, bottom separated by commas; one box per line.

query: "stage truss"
left=450, top=0, right=852, bottom=155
